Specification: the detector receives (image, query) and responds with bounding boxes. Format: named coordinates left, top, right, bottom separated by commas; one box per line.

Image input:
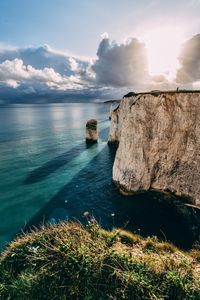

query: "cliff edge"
left=109, top=91, right=200, bottom=206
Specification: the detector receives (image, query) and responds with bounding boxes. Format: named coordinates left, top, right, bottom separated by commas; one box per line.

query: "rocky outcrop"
left=86, top=119, right=98, bottom=144
left=109, top=92, right=200, bottom=206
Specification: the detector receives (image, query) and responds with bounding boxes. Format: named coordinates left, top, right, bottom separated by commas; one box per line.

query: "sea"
left=0, top=102, right=197, bottom=249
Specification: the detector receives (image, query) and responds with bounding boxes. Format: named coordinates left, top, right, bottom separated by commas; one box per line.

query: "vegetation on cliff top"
left=0, top=221, right=199, bottom=299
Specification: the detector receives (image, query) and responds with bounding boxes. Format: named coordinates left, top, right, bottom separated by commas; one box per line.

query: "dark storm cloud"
left=92, top=36, right=149, bottom=87
left=176, top=34, right=200, bottom=83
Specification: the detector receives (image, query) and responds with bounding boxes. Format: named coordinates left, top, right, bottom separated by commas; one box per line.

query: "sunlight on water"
left=0, top=103, right=111, bottom=247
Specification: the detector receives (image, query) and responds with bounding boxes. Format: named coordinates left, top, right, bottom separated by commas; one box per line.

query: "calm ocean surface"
left=0, top=103, right=196, bottom=249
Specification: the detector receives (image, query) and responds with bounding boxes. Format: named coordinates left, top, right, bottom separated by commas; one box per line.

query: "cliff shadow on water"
left=24, top=123, right=109, bottom=185
left=22, top=128, right=200, bottom=250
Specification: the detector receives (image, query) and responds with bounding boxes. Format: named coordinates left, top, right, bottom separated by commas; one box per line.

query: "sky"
left=0, top=0, right=200, bottom=102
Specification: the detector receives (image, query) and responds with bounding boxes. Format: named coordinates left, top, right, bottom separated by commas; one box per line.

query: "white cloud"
left=92, top=36, right=149, bottom=88
left=0, top=45, right=101, bottom=101
left=0, top=44, right=89, bottom=77
left=100, top=32, right=109, bottom=39
left=5, top=79, right=20, bottom=88
left=0, top=58, right=84, bottom=91
left=69, top=57, right=79, bottom=72
left=176, top=34, right=200, bottom=84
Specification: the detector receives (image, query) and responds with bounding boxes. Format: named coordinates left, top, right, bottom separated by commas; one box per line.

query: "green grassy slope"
left=0, top=221, right=199, bottom=300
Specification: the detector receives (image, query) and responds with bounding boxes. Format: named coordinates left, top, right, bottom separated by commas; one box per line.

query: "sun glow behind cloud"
left=0, top=30, right=200, bottom=103
left=142, top=27, right=184, bottom=80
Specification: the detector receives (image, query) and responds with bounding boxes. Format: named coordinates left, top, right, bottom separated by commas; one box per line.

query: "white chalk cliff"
left=109, top=92, right=200, bottom=206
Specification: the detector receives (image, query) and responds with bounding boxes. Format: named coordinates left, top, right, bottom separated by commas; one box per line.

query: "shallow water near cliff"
left=0, top=102, right=198, bottom=250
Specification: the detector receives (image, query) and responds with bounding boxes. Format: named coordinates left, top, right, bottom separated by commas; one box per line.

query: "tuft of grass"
left=190, top=247, right=200, bottom=262
left=115, top=229, right=142, bottom=246
left=142, top=236, right=178, bottom=254
left=0, top=221, right=199, bottom=299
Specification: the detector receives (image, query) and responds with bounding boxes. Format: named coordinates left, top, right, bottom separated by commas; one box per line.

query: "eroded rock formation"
left=86, top=119, right=98, bottom=144
left=109, top=92, right=200, bottom=206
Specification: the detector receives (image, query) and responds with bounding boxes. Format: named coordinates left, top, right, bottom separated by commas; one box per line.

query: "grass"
left=0, top=220, right=199, bottom=299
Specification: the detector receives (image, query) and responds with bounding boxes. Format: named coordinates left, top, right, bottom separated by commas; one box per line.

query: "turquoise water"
left=0, top=103, right=111, bottom=247
left=0, top=103, right=198, bottom=249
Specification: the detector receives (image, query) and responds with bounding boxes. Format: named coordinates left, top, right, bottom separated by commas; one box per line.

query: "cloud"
left=0, top=33, right=199, bottom=103
left=0, top=44, right=90, bottom=77
left=92, top=36, right=149, bottom=88
left=0, top=45, right=96, bottom=100
left=0, top=40, right=176, bottom=103
left=0, top=58, right=84, bottom=91
left=176, top=34, right=200, bottom=84
left=0, top=47, right=112, bottom=103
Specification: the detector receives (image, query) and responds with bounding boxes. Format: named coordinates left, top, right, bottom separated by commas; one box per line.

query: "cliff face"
left=109, top=92, right=200, bottom=206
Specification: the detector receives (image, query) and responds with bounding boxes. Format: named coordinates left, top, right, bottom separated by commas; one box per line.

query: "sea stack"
left=86, top=119, right=98, bottom=144
left=109, top=91, right=200, bottom=206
